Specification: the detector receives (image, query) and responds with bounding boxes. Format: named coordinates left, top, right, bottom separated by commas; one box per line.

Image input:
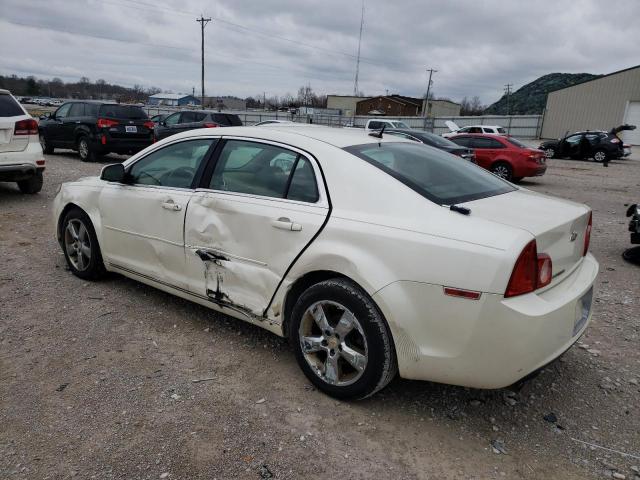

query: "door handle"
left=272, top=217, right=302, bottom=231
left=161, top=200, right=182, bottom=211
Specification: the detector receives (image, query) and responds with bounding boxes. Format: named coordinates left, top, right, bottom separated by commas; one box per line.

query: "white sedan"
left=53, top=126, right=598, bottom=399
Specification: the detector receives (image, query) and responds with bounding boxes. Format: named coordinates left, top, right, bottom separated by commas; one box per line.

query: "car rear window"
left=0, top=94, right=25, bottom=117
left=98, top=105, right=148, bottom=119
left=506, top=137, right=528, bottom=148
left=344, top=142, right=515, bottom=205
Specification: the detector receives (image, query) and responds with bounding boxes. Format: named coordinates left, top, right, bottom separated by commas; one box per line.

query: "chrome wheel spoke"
left=301, top=336, right=325, bottom=354
left=67, top=222, right=79, bottom=241
left=78, top=223, right=88, bottom=242
left=310, top=304, right=330, bottom=332
left=335, top=311, right=355, bottom=339
left=80, top=243, right=92, bottom=259
left=324, top=354, right=339, bottom=384
left=76, top=251, right=85, bottom=270
left=65, top=240, right=76, bottom=257
left=340, top=344, right=366, bottom=373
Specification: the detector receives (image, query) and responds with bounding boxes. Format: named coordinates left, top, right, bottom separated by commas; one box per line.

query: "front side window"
left=54, top=103, right=72, bottom=119
left=164, top=113, right=181, bottom=126
left=128, top=139, right=215, bottom=188
left=368, top=121, right=383, bottom=129
left=210, top=140, right=318, bottom=201
left=344, top=142, right=515, bottom=205
left=68, top=103, right=85, bottom=117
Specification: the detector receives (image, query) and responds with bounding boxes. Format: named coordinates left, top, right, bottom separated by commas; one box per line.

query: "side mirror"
left=100, top=163, right=126, bottom=183
left=40, top=112, right=51, bottom=120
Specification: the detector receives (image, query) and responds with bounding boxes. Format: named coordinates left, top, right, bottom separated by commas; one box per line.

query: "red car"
left=449, top=134, right=547, bottom=182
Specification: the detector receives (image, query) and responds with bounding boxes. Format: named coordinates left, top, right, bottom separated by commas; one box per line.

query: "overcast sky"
left=1, top=0, right=639, bottom=104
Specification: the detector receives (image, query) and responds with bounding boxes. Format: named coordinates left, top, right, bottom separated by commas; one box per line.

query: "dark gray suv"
left=154, top=110, right=243, bottom=141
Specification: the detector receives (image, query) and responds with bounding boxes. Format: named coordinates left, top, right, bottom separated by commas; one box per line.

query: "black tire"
left=61, top=208, right=106, bottom=280
left=511, top=176, right=523, bottom=183
left=39, top=133, right=54, bottom=154
left=593, top=149, right=607, bottom=163
left=491, top=161, right=513, bottom=181
left=77, top=136, right=96, bottom=162
left=17, top=171, right=43, bottom=194
left=289, top=278, right=397, bottom=400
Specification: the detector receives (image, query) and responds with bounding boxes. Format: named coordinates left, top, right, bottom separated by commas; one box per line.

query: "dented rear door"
left=184, top=138, right=329, bottom=319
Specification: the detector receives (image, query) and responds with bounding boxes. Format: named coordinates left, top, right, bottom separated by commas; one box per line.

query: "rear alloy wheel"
left=544, top=147, right=555, bottom=159
left=17, top=171, right=43, bottom=194
left=491, top=162, right=513, bottom=181
left=290, top=278, right=397, bottom=399
left=39, top=133, right=54, bottom=154
left=61, top=209, right=106, bottom=280
left=77, top=136, right=96, bottom=162
left=593, top=149, right=607, bottom=163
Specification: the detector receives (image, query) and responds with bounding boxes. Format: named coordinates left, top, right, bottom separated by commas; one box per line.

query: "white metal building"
left=541, top=65, right=640, bottom=145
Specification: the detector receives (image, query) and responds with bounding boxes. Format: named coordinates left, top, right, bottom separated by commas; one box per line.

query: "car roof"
left=0, top=89, right=10, bottom=95
left=162, top=125, right=412, bottom=148
left=460, top=125, right=503, bottom=129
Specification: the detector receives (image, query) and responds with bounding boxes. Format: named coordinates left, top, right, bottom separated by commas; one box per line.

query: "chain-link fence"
left=143, top=106, right=545, bottom=139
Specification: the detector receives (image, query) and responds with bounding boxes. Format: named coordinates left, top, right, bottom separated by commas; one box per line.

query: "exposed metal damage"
left=196, top=248, right=272, bottom=324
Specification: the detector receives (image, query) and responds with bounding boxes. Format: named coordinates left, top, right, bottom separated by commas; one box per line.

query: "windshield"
left=506, top=137, right=528, bottom=148
left=344, top=142, right=515, bottom=205
left=98, top=105, right=148, bottom=119
left=415, top=131, right=460, bottom=148
left=392, top=121, right=410, bottom=128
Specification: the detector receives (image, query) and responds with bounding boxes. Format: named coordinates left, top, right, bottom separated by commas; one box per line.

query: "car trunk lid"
left=464, top=189, right=590, bottom=283
left=0, top=92, right=30, bottom=153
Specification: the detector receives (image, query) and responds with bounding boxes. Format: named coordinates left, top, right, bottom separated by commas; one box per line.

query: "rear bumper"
left=0, top=163, right=44, bottom=181
left=374, top=253, right=599, bottom=389
left=91, top=133, right=152, bottom=154
left=516, top=163, right=547, bottom=178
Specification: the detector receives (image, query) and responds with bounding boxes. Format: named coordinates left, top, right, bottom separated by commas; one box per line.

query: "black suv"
left=539, top=125, right=635, bottom=163
left=154, top=110, right=243, bottom=141
left=38, top=101, right=154, bottom=161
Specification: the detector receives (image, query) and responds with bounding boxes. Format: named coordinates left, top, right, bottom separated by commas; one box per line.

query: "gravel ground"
left=1, top=147, right=639, bottom=480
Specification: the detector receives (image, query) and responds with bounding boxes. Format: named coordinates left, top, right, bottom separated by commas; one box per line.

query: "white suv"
left=442, top=121, right=507, bottom=138
left=0, top=89, right=44, bottom=193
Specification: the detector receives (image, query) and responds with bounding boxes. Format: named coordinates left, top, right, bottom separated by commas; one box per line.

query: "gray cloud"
left=0, top=0, right=638, bottom=103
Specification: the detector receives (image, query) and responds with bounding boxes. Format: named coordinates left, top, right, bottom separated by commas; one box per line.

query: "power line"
left=353, top=0, right=365, bottom=96
left=196, top=15, right=211, bottom=109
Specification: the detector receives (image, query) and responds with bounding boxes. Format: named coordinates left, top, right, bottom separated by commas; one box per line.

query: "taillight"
left=583, top=212, right=592, bottom=256
left=14, top=118, right=38, bottom=135
left=97, top=118, right=119, bottom=128
left=203, top=122, right=219, bottom=128
left=143, top=121, right=155, bottom=129
left=505, top=240, right=553, bottom=297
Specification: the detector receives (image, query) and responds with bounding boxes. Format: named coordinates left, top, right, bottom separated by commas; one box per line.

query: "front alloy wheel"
left=64, top=219, right=92, bottom=272
left=544, top=147, right=555, bottom=159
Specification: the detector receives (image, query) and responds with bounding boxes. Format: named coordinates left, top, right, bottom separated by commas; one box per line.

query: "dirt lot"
left=1, top=148, right=639, bottom=480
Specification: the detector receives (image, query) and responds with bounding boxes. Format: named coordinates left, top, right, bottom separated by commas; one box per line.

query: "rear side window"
left=224, top=114, right=242, bottom=126
left=368, top=121, right=383, bottom=129
left=497, top=127, right=507, bottom=134
left=473, top=137, right=504, bottom=149
left=344, top=142, right=515, bottom=205
left=85, top=104, right=98, bottom=116
left=99, top=105, right=147, bottom=120
left=0, top=94, right=24, bottom=117
left=287, top=158, right=319, bottom=203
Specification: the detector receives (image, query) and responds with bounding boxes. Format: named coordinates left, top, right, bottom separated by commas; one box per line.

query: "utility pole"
left=263, top=92, right=266, bottom=111
left=504, top=83, right=513, bottom=116
left=423, top=68, right=437, bottom=130
left=353, top=0, right=365, bottom=96
left=196, top=15, right=211, bottom=110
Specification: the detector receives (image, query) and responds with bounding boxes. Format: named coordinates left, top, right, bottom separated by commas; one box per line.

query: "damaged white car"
left=53, top=126, right=598, bottom=399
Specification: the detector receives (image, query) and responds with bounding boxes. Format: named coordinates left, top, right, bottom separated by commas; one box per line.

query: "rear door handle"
left=271, top=217, right=302, bottom=231
left=161, top=200, right=182, bottom=211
